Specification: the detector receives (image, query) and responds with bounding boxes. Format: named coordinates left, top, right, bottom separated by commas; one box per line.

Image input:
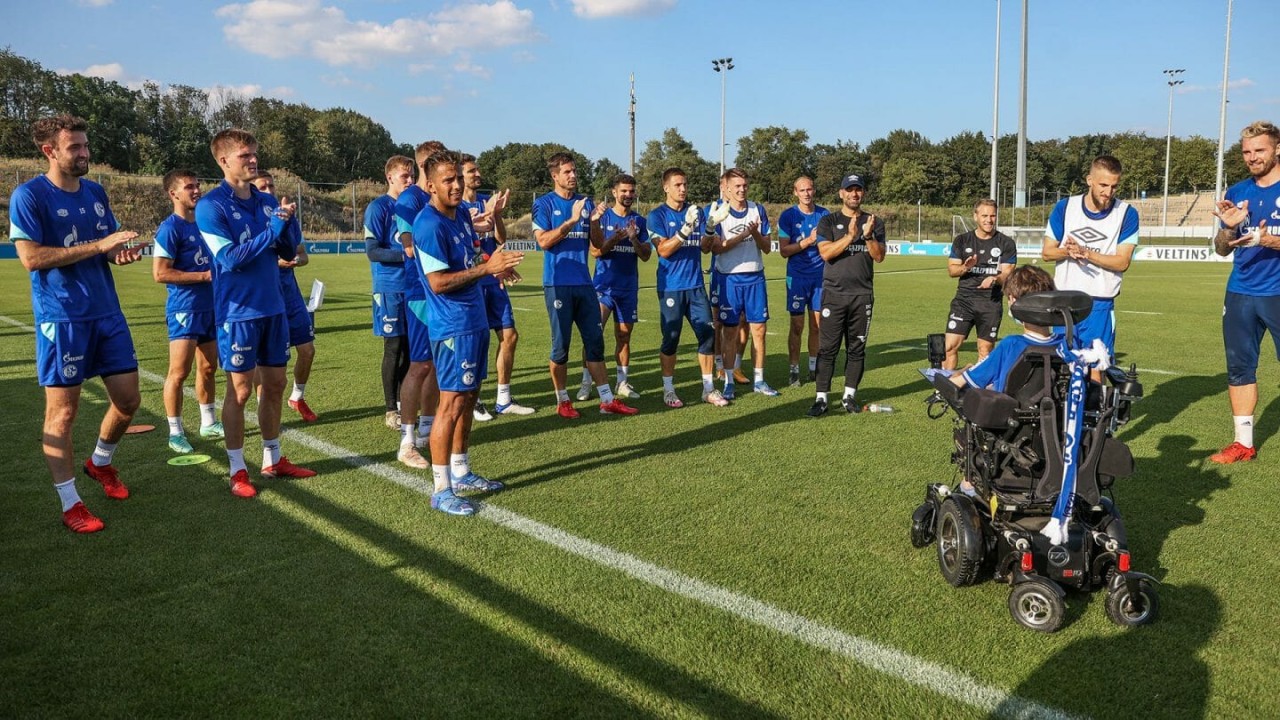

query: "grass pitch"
left=2, top=249, right=1277, bottom=718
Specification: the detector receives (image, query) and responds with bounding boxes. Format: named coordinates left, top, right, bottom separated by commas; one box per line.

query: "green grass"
left=2, top=252, right=1277, bottom=718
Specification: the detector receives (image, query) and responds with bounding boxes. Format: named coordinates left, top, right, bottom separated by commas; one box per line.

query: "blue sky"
left=4, top=0, right=1275, bottom=169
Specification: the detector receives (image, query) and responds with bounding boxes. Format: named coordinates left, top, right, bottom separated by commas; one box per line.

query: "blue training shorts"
left=597, top=288, right=639, bottom=325
left=167, top=309, right=217, bottom=343
left=786, top=273, right=823, bottom=316
left=1223, top=291, right=1280, bottom=386
left=36, top=314, right=137, bottom=387
left=544, top=285, right=604, bottom=365
left=405, top=300, right=435, bottom=363
left=218, top=313, right=290, bottom=373
left=285, top=296, right=315, bottom=347
left=1069, top=298, right=1115, bottom=358
left=373, top=291, right=406, bottom=338
left=433, top=331, right=489, bottom=393
left=658, top=287, right=715, bottom=357
left=717, top=272, right=770, bottom=326
left=483, top=283, right=515, bottom=331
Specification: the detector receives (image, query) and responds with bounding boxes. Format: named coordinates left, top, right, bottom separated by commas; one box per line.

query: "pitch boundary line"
left=0, top=313, right=1073, bottom=719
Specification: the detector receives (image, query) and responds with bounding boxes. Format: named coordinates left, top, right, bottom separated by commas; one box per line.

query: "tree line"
left=3, top=48, right=1248, bottom=206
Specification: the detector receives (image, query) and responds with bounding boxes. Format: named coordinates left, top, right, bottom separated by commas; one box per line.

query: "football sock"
left=816, top=392, right=828, bottom=402
left=808, top=356, right=817, bottom=372
left=91, top=439, right=117, bottom=467
left=262, top=438, right=281, bottom=468
left=597, top=384, right=615, bottom=403
left=289, top=384, right=305, bottom=402
left=663, top=375, right=675, bottom=393
left=1234, top=415, right=1254, bottom=448
left=199, top=403, right=217, bottom=427
left=555, top=389, right=570, bottom=403
left=754, top=367, right=765, bottom=383
left=580, top=368, right=591, bottom=385
left=451, top=452, right=470, bottom=477
left=496, top=384, right=512, bottom=406
left=167, top=416, right=184, bottom=437
left=734, top=354, right=742, bottom=370
left=701, top=374, right=714, bottom=393
left=418, top=415, right=433, bottom=437
left=401, top=424, right=415, bottom=446
left=617, top=365, right=629, bottom=385
left=431, top=464, right=449, bottom=493
left=55, top=478, right=81, bottom=512
left=843, top=387, right=857, bottom=400
left=226, top=448, right=247, bottom=476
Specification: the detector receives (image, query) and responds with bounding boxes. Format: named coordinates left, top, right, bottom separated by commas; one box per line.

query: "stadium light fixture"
left=712, top=58, right=734, bottom=175
left=1162, top=68, right=1185, bottom=230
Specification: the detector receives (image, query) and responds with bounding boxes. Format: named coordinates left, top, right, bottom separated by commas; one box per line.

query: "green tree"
left=591, top=157, right=624, bottom=199
left=0, top=48, right=61, bottom=159
left=633, top=128, right=717, bottom=203
left=733, top=126, right=813, bottom=203
left=811, top=140, right=869, bottom=203
left=58, top=73, right=137, bottom=171
left=1108, top=132, right=1162, bottom=200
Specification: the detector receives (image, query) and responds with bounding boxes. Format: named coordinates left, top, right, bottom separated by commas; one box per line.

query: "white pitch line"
left=0, top=312, right=1073, bottom=719
left=1119, top=310, right=1163, bottom=316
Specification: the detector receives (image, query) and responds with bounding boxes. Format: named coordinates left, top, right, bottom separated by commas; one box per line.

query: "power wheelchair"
left=911, top=290, right=1158, bottom=632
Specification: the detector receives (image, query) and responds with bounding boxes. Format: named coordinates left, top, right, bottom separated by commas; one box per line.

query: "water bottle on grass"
left=863, top=403, right=895, bottom=414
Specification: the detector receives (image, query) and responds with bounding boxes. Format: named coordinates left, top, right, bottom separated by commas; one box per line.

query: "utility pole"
left=712, top=58, right=734, bottom=175
left=1161, top=68, right=1185, bottom=230
left=629, top=73, right=636, bottom=177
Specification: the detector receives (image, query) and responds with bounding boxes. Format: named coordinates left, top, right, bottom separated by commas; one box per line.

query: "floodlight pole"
left=629, top=73, right=637, bottom=176
left=990, top=0, right=1001, bottom=201
left=1214, top=0, right=1234, bottom=231
left=712, top=58, right=734, bottom=176
left=1014, top=0, right=1028, bottom=213
left=1161, top=69, right=1185, bottom=230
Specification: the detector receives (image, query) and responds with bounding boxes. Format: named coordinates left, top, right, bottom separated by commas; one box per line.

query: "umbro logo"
left=1069, top=227, right=1108, bottom=244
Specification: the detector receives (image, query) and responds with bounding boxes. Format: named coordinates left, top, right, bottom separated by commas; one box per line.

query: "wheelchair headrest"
left=1010, top=290, right=1093, bottom=327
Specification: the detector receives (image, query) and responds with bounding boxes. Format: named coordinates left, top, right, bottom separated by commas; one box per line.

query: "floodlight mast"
left=712, top=58, right=734, bottom=176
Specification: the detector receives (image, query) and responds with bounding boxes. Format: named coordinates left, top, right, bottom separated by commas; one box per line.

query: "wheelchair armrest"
left=962, top=388, right=1019, bottom=429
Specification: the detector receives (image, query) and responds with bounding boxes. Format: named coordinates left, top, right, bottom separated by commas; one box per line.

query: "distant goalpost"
left=951, top=215, right=972, bottom=239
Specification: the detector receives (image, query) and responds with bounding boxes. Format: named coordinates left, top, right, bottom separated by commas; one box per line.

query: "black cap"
left=841, top=174, right=866, bottom=190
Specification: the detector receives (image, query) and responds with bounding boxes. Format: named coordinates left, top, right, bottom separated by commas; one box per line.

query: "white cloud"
left=569, top=0, right=675, bottom=18
left=404, top=95, right=446, bottom=107
left=215, top=0, right=537, bottom=67
left=77, top=0, right=114, bottom=6
left=408, top=62, right=437, bottom=75
left=453, top=57, right=490, bottom=78
left=204, top=83, right=295, bottom=101
left=58, top=62, right=126, bottom=82
left=1179, top=77, right=1255, bottom=95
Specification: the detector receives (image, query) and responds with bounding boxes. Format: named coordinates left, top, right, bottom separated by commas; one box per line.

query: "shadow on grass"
left=997, top=583, right=1219, bottom=720
left=271, top=481, right=782, bottom=719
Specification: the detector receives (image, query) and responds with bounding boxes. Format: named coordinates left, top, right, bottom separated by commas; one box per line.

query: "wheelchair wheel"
left=1105, top=579, right=1159, bottom=627
left=936, top=496, right=983, bottom=586
left=910, top=501, right=936, bottom=548
left=1008, top=579, right=1065, bottom=633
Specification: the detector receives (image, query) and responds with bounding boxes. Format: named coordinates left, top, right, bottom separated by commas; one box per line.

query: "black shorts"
left=945, top=294, right=1002, bottom=342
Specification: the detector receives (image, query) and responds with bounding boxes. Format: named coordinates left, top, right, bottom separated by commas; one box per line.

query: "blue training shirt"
left=154, top=213, right=214, bottom=315
left=363, top=193, right=407, bottom=294
left=532, top=191, right=595, bottom=287
left=1224, top=177, right=1280, bottom=296
left=459, top=193, right=500, bottom=289
left=594, top=208, right=648, bottom=292
left=647, top=202, right=707, bottom=293
left=778, top=205, right=830, bottom=278
left=278, top=218, right=307, bottom=311
left=413, top=203, right=487, bottom=336
left=195, top=181, right=293, bottom=323
left=395, top=185, right=431, bottom=301
left=8, top=175, right=122, bottom=322
left=962, top=333, right=1068, bottom=393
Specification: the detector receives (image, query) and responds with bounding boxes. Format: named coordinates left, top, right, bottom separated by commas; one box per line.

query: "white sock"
left=556, top=389, right=570, bottom=403
left=808, top=356, right=817, bottom=372
left=617, top=365, right=629, bottom=385
left=167, top=416, right=184, bottom=437
left=91, top=439, right=117, bottom=467
left=199, top=403, right=217, bottom=427
left=226, top=448, right=247, bottom=475
left=289, top=383, right=305, bottom=402
left=418, top=415, right=433, bottom=437
left=451, top=452, right=471, bottom=478
left=715, top=356, right=724, bottom=372
left=754, top=367, right=764, bottom=383
left=580, top=368, right=591, bottom=385
left=431, top=464, right=450, bottom=493
left=790, top=363, right=800, bottom=373
left=597, top=384, right=614, bottom=403
left=701, top=374, right=714, bottom=393
left=497, top=384, right=512, bottom=405
left=844, top=387, right=857, bottom=400
left=55, top=478, right=81, bottom=512
left=816, top=391, right=828, bottom=402
left=401, top=424, right=415, bottom=446
left=734, top=354, right=742, bottom=370
left=663, top=375, right=675, bottom=393
left=262, top=438, right=281, bottom=468
left=1234, top=415, right=1255, bottom=448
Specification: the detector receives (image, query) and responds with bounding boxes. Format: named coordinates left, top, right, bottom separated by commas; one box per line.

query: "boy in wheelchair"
left=913, top=265, right=1157, bottom=632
